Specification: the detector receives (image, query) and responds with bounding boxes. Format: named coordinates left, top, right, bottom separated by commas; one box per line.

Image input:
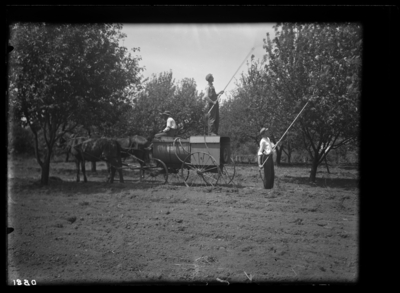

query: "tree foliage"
left=8, top=22, right=144, bottom=184
left=263, top=22, right=361, bottom=181
left=219, top=58, right=294, bottom=163
left=220, top=23, right=361, bottom=180
left=122, top=71, right=205, bottom=139
left=220, top=60, right=271, bottom=145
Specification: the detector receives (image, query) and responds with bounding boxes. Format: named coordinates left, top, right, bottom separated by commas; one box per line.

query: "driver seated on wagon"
left=154, top=111, right=178, bottom=138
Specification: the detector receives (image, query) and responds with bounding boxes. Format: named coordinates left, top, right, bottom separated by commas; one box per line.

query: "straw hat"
left=259, top=127, right=269, bottom=135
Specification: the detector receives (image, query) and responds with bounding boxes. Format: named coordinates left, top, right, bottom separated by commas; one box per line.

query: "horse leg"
left=81, top=159, right=87, bottom=183
left=106, top=162, right=111, bottom=182
left=106, top=159, right=115, bottom=183
left=117, top=159, right=124, bottom=183
left=110, top=164, right=116, bottom=183
left=140, top=162, right=145, bottom=181
left=76, top=160, right=80, bottom=182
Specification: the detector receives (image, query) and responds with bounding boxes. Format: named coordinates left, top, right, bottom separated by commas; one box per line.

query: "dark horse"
left=116, top=135, right=152, bottom=179
left=60, top=136, right=124, bottom=183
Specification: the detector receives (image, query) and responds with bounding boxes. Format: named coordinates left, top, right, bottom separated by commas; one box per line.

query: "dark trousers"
left=261, top=154, right=274, bottom=189
left=207, top=103, right=219, bottom=135
left=155, top=128, right=177, bottom=138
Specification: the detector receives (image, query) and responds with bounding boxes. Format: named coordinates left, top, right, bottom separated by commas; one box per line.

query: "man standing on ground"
left=258, top=127, right=276, bottom=189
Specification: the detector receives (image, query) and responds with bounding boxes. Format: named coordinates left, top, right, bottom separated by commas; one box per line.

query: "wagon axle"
left=196, top=169, right=205, bottom=175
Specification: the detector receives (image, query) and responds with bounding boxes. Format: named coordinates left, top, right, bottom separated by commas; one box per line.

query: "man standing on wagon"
left=155, top=111, right=178, bottom=138
left=204, top=74, right=224, bottom=136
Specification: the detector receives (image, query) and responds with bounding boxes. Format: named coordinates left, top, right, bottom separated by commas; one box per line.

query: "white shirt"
left=258, top=137, right=275, bottom=156
left=163, top=117, right=177, bottom=132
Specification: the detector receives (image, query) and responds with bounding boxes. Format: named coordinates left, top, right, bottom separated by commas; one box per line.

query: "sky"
left=120, top=23, right=276, bottom=100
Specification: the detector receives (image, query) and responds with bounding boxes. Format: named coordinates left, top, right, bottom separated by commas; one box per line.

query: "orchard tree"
left=280, top=129, right=304, bottom=164
left=126, top=71, right=176, bottom=138
left=264, top=22, right=361, bottom=181
left=8, top=23, right=144, bottom=184
left=127, top=71, right=205, bottom=138
left=219, top=58, right=294, bottom=165
left=172, top=77, right=205, bottom=137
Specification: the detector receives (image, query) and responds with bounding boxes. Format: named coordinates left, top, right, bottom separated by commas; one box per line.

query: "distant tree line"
left=8, top=22, right=360, bottom=184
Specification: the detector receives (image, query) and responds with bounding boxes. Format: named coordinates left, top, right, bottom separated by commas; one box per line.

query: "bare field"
left=7, top=155, right=359, bottom=285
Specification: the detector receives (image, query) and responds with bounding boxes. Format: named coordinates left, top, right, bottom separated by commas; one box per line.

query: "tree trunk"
left=276, top=146, right=283, bottom=166
left=91, top=161, right=96, bottom=172
left=40, top=152, right=52, bottom=185
left=309, top=155, right=319, bottom=182
left=287, top=143, right=292, bottom=164
left=337, top=147, right=343, bottom=165
left=324, top=156, right=330, bottom=173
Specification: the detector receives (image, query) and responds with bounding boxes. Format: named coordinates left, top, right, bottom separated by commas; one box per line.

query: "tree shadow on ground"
left=281, top=175, right=359, bottom=189
left=277, top=162, right=359, bottom=170
left=8, top=176, right=160, bottom=195
left=276, top=162, right=312, bottom=168
left=338, top=164, right=358, bottom=170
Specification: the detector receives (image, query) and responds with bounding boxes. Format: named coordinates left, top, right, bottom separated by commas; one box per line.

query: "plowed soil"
left=7, top=155, right=359, bottom=285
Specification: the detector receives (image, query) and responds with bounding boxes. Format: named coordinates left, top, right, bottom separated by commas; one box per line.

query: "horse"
left=59, top=136, right=124, bottom=183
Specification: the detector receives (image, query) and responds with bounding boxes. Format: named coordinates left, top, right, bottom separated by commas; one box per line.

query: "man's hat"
left=160, top=111, right=171, bottom=116
left=259, top=127, right=269, bottom=135
left=205, top=74, right=213, bottom=82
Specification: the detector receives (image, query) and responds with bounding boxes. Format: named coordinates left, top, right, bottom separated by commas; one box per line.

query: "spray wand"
left=206, top=47, right=256, bottom=115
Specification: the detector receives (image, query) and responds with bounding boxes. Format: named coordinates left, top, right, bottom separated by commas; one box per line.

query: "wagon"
left=142, top=136, right=236, bottom=186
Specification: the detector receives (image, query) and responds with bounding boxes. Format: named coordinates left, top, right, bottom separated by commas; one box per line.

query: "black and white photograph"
left=6, top=5, right=395, bottom=286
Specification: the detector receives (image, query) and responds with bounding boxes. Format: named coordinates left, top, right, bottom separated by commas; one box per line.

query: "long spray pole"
left=261, top=99, right=310, bottom=168
left=207, top=47, right=255, bottom=115
left=201, top=47, right=256, bottom=186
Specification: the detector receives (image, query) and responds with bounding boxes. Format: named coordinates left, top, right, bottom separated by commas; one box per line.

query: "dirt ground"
left=7, top=154, right=359, bottom=285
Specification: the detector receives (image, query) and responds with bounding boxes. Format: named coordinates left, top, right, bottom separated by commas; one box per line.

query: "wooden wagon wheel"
left=219, top=156, right=236, bottom=185
left=181, top=152, right=221, bottom=187
left=142, top=158, right=168, bottom=184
